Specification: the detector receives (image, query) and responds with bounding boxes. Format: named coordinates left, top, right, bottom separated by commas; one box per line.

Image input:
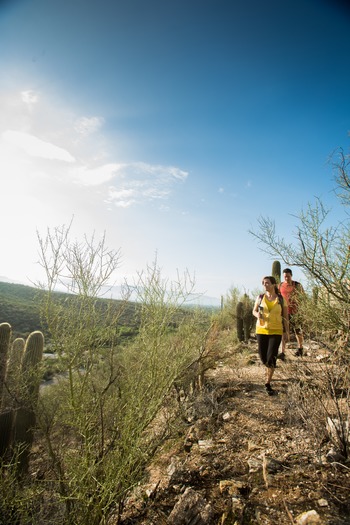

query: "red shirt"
left=279, top=281, right=301, bottom=315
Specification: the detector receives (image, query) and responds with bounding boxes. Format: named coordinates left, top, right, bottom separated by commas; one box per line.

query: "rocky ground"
left=119, top=339, right=350, bottom=525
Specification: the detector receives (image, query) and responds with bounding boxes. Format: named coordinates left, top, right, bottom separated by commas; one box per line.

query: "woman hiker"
left=252, top=276, right=289, bottom=396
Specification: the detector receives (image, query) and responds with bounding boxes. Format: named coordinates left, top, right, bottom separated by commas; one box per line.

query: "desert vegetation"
left=0, top=225, right=217, bottom=525
left=0, top=147, right=350, bottom=524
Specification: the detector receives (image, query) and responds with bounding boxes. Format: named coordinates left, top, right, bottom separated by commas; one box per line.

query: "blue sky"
left=1, top=0, right=350, bottom=302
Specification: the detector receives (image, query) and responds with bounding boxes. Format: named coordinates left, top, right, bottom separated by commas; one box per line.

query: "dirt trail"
left=121, top=342, right=350, bottom=525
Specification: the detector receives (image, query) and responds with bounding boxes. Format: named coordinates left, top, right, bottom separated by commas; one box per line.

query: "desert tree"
left=250, top=147, right=350, bottom=352
left=250, top=146, right=350, bottom=464
left=33, top=224, right=211, bottom=525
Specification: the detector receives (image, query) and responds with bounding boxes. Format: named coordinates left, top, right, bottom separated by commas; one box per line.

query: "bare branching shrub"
left=284, top=359, right=350, bottom=459
left=28, top=225, right=212, bottom=524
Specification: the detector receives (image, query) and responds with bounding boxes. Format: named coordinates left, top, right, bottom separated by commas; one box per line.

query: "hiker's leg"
left=292, top=316, right=304, bottom=356
left=266, top=335, right=281, bottom=369
left=296, top=329, right=304, bottom=350
left=278, top=313, right=290, bottom=360
left=294, top=335, right=304, bottom=356
left=281, top=333, right=286, bottom=353
left=264, top=335, right=282, bottom=394
left=266, top=365, right=274, bottom=384
left=281, top=332, right=287, bottom=354
left=257, top=334, right=268, bottom=366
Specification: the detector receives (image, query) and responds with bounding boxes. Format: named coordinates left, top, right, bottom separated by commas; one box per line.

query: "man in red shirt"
left=278, top=268, right=304, bottom=359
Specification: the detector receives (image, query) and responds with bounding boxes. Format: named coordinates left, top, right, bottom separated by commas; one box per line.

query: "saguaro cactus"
left=242, top=294, right=253, bottom=342
left=236, top=302, right=244, bottom=342
left=0, top=322, right=12, bottom=400
left=236, top=295, right=254, bottom=342
left=18, top=331, right=44, bottom=405
left=13, top=331, right=44, bottom=472
left=1, top=337, right=25, bottom=411
left=272, top=260, right=281, bottom=284
left=0, top=328, right=44, bottom=474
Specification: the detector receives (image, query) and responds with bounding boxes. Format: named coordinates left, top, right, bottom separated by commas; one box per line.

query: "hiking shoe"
left=265, top=383, right=276, bottom=396
left=277, top=352, right=286, bottom=361
left=295, top=348, right=303, bottom=357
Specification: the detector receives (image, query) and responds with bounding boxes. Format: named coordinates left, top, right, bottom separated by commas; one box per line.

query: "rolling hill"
left=0, top=281, right=44, bottom=338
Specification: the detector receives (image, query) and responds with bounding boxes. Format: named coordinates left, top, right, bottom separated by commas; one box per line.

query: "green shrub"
left=32, top=226, right=212, bottom=524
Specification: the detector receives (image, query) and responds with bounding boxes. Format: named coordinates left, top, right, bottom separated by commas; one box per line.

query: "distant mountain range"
left=0, top=279, right=43, bottom=338
left=0, top=275, right=27, bottom=285
left=96, top=283, right=221, bottom=308
left=0, top=277, right=221, bottom=340
left=0, top=276, right=222, bottom=308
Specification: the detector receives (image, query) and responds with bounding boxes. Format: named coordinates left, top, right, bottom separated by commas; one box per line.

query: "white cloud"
left=74, top=116, right=104, bottom=135
left=1, top=87, right=189, bottom=214
left=102, top=162, right=188, bottom=208
left=69, top=160, right=188, bottom=208
left=21, top=90, right=39, bottom=105
left=107, top=188, right=136, bottom=208
left=135, top=162, right=188, bottom=181
left=166, top=166, right=188, bottom=180
left=108, top=188, right=135, bottom=199
left=72, top=163, right=120, bottom=186
left=3, top=130, right=75, bottom=162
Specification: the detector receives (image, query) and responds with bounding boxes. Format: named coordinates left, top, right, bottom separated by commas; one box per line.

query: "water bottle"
left=258, top=305, right=264, bottom=326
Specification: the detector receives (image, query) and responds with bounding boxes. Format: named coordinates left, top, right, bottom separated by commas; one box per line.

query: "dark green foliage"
left=272, top=260, right=281, bottom=284
left=242, top=294, right=254, bottom=342
left=236, top=295, right=253, bottom=342
left=236, top=302, right=244, bottom=341
left=0, top=410, right=14, bottom=456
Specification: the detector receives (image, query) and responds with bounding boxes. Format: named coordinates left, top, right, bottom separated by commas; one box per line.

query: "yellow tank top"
left=256, top=295, right=284, bottom=335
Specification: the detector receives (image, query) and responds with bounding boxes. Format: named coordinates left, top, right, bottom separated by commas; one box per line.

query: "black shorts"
left=256, top=334, right=282, bottom=368
left=289, top=314, right=302, bottom=335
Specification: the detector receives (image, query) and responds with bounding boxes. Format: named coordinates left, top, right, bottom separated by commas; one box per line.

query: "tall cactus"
left=0, top=322, right=12, bottom=400
left=242, top=294, right=253, bottom=342
left=0, top=328, right=44, bottom=475
left=18, top=331, right=44, bottom=405
left=1, top=337, right=25, bottom=411
left=236, top=296, right=253, bottom=342
left=13, top=331, right=44, bottom=474
left=272, top=260, right=281, bottom=284
left=236, top=302, right=244, bottom=342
